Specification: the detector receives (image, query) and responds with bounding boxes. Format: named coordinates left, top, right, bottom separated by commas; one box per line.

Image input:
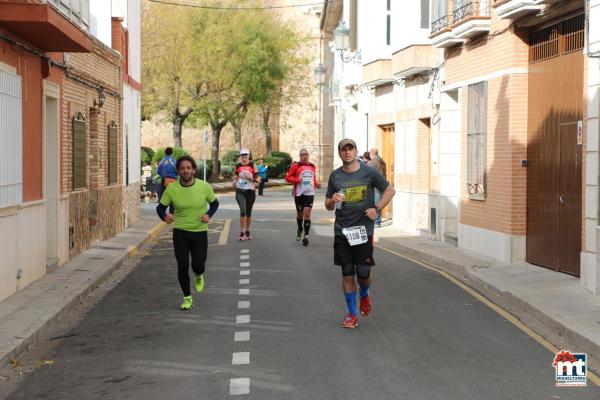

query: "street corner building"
left=0, top=0, right=142, bottom=302
left=320, top=0, right=600, bottom=293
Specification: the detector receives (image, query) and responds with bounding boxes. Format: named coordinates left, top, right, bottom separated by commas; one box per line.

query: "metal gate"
left=526, top=13, right=584, bottom=275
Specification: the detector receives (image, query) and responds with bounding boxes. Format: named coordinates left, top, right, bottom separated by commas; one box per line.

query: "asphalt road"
left=4, top=187, right=600, bottom=399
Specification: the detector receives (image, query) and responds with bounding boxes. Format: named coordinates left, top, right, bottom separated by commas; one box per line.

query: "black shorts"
left=333, top=235, right=375, bottom=267
left=295, top=195, right=314, bottom=212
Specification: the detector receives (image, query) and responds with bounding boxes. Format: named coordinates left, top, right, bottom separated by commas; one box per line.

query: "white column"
left=582, top=0, right=600, bottom=293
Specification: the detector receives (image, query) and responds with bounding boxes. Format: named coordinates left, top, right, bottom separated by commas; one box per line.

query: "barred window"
left=467, top=81, right=487, bottom=199
left=108, top=121, right=118, bottom=185
left=72, top=112, right=87, bottom=190
left=0, top=68, right=22, bottom=208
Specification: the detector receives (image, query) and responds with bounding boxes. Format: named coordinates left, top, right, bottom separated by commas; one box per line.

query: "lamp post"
left=313, top=62, right=326, bottom=180
left=333, top=21, right=361, bottom=63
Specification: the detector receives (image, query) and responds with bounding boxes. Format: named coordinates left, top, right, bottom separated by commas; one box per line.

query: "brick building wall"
left=63, top=38, right=123, bottom=254
left=444, top=18, right=530, bottom=238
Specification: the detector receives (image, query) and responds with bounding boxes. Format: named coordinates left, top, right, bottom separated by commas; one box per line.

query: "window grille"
left=530, top=13, right=584, bottom=63
left=72, top=112, right=86, bottom=190
left=108, top=121, right=118, bottom=185
left=467, top=81, right=487, bottom=198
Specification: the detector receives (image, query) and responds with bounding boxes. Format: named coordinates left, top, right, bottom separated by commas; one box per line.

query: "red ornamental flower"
left=553, top=351, right=576, bottom=367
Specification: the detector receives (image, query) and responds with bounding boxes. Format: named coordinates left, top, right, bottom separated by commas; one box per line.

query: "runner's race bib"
left=301, top=170, right=314, bottom=188
left=342, top=226, right=368, bottom=246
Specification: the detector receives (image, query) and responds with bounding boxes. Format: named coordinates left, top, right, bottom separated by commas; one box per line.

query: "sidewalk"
left=0, top=215, right=166, bottom=367
left=374, top=227, right=600, bottom=372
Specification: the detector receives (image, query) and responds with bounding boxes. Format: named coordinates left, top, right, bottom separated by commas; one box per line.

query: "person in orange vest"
left=285, top=148, right=321, bottom=246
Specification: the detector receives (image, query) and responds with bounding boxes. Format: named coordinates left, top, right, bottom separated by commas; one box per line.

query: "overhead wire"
left=146, top=0, right=331, bottom=10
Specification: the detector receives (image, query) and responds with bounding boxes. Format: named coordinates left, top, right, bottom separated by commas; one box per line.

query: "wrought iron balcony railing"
left=453, top=1, right=490, bottom=24
left=431, top=14, right=451, bottom=34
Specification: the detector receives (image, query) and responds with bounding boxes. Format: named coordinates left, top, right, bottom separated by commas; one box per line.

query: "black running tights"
left=173, top=229, right=208, bottom=296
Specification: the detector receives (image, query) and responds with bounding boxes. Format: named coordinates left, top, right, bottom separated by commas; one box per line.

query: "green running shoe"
left=180, top=296, right=193, bottom=310
left=194, top=274, right=205, bottom=293
left=296, top=229, right=302, bottom=241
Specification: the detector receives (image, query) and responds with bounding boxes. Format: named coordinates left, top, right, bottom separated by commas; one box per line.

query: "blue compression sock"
left=344, top=291, right=357, bottom=316
left=359, top=285, right=369, bottom=299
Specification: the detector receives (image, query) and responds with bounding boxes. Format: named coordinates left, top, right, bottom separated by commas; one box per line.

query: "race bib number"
left=342, top=226, right=368, bottom=246
left=239, top=171, right=253, bottom=180
left=301, top=171, right=314, bottom=188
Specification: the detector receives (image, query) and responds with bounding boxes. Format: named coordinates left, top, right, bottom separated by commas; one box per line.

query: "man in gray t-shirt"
left=325, top=138, right=395, bottom=329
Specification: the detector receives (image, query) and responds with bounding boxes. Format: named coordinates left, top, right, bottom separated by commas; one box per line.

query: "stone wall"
left=123, top=182, right=141, bottom=228
left=69, top=190, right=89, bottom=258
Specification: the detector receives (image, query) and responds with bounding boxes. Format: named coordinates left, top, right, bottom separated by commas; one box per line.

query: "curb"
left=375, top=237, right=600, bottom=375
left=1, top=220, right=167, bottom=368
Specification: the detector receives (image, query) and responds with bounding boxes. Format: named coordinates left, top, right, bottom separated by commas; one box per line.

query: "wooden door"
left=380, top=125, right=395, bottom=218
left=558, top=122, right=582, bottom=274
left=526, top=13, right=584, bottom=275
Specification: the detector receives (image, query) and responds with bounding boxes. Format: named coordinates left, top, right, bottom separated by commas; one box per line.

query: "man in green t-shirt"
left=156, top=155, right=219, bottom=310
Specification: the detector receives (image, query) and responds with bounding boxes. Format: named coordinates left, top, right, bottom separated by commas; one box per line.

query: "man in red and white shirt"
left=285, top=148, right=321, bottom=246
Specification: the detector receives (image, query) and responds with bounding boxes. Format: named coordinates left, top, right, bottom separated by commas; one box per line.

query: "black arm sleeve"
left=207, top=198, right=219, bottom=218
left=156, top=203, right=168, bottom=221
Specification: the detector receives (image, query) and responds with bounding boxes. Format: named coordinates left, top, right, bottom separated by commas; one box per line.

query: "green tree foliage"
left=222, top=150, right=241, bottom=167
left=142, top=1, right=308, bottom=178
left=141, top=146, right=154, bottom=167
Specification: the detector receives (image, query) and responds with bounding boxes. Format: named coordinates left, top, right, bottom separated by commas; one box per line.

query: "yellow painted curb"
left=127, top=245, right=138, bottom=257
left=377, top=244, right=600, bottom=387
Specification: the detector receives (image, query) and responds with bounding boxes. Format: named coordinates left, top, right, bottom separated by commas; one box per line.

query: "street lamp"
left=333, top=21, right=361, bottom=63
left=313, top=63, right=326, bottom=87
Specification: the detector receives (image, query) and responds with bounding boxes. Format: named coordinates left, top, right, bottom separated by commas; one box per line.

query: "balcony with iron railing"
left=430, top=1, right=491, bottom=47
left=0, top=0, right=91, bottom=51
left=491, top=0, right=543, bottom=19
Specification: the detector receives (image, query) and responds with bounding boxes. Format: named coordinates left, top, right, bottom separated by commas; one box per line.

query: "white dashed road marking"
left=234, top=331, right=250, bottom=342
left=230, top=378, right=250, bottom=395
left=238, top=301, right=250, bottom=309
left=232, top=249, right=251, bottom=395
left=236, top=315, right=250, bottom=324
left=232, top=352, right=250, bottom=365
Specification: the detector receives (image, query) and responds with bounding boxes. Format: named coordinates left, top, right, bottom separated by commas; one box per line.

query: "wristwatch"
left=375, top=205, right=381, bottom=214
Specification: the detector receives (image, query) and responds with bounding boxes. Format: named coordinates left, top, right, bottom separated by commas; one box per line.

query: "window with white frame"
left=467, top=81, right=487, bottom=198
left=430, top=0, right=449, bottom=33
left=0, top=68, right=23, bottom=208
left=386, top=0, right=392, bottom=46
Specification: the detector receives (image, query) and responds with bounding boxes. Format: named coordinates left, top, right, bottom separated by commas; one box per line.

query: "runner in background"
left=233, top=148, right=259, bottom=241
left=285, top=149, right=321, bottom=246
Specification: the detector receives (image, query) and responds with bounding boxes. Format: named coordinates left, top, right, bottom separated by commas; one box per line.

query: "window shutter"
left=72, top=112, right=87, bottom=190
left=0, top=69, right=22, bottom=208
left=108, top=121, right=118, bottom=185
left=467, top=81, right=487, bottom=198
